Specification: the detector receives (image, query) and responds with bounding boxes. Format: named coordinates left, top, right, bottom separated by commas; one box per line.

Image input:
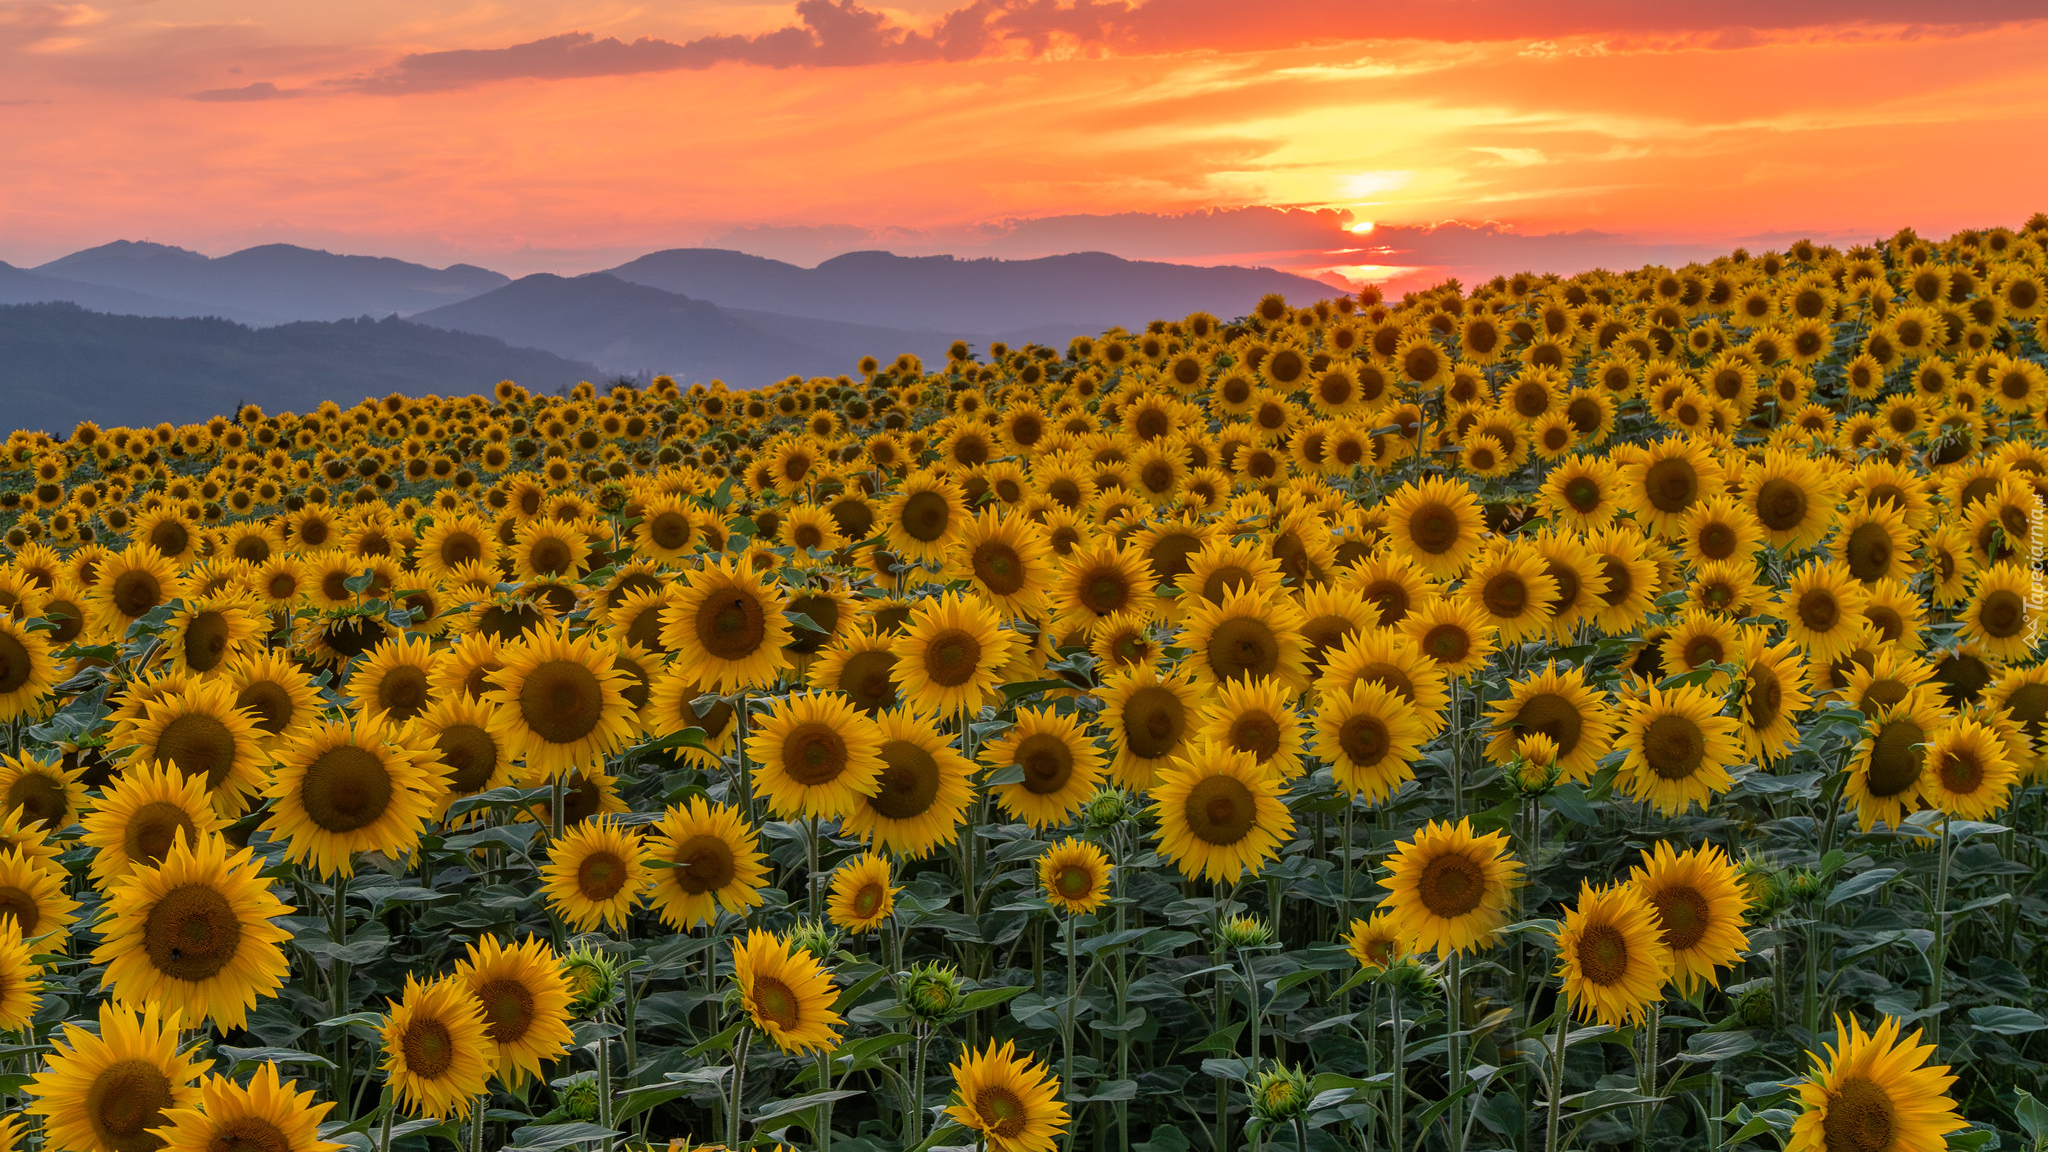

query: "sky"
left=3, top=1, right=2046, bottom=293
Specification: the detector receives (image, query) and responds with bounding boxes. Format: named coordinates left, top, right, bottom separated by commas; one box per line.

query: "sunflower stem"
left=1544, top=1007, right=1568, bottom=1152
left=1445, top=952, right=1465, bottom=1152
left=817, top=1049, right=835, bottom=1152
left=1063, top=912, right=1079, bottom=1110
left=596, top=1004, right=616, bottom=1152
left=1929, top=813, right=1954, bottom=1047
left=1637, top=999, right=1661, bottom=1141
left=469, top=1095, right=488, bottom=1152
left=911, top=1024, right=933, bottom=1146
left=378, top=1086, right=396, bottom=1152
left=728, top=1025, right=753, bottom=1150
left=807, top=813, right=823, bottom=919
left=1389, top=982, right=1406, bottom=1150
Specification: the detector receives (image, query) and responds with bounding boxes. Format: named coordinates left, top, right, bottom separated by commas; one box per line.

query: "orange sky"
left=3, top=1, right=2046, bottom=288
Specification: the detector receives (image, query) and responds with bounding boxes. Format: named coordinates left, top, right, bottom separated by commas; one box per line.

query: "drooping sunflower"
left=1039, top=837, right=1113, bottom=915
left=1553, top=880, right=1672, bottom=1027
left=1627, top=840, right=1751, bottom=995
left=120, top=678, right=268, bottom=816
left=381, top=972, right=494, bottom=1119
left=1487, top=662, right=1615, bottom=783
left=1180, top=586, right=1310, bottom=693
left=94, top=830, right=292, bottom=1031
left=1920, top=715, right=2019, bottom=820
left=732, top=927, right=845, bottom=1055
left=0, top=615, right=58, bottom=723
left=1313, top=680, right=1428, bottom=804
left=153, top=1063, right=343, bottom=1152
left=538, top=817, right=651, bottom=932
left=826, top=851, right=899, bottom=934
left=1376, top=817, right=1523, bottom=957
left=1787, top=1015, right=1964, bottom=1152
left=261, top=714, right=440, bottom=878
left=659, top=556, right=793, bottom=692
left=1846, top=695, right=1947, bottom=831
left=945, top=1040, right=1071, bottom=1152
left=79, top=761, right=228, bottom=884
left=746, top=692, right=886, bottom=820
left=453, top=934, right=574, bottom=1086
left=1097, top=665, right=1204, bottom=789
left=982, top=706, right=1106, bottom=828
left=1196, top=675, right=1306, bottom=780
left=483, top=624, right=636, bottom=780
left=839, top=708, right=977, bottom=858
left=1778, top=560, right=1873, bottom=664
left=1148, top=742, right=1295, bottom=883
left=646, top=796, right=769, bottom=929
left=890, top=592, right=1017, bottom=718
left=27, top=1001, right=207, bottom=1152
left=1384, top=476, right=1487, bottom=579
left=1615, top=685, right=1747, bottom=816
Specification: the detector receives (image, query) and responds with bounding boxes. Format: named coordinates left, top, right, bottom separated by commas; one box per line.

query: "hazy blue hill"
left=605, top=247, right=1335, bottom=334
left=32, top=241, right=509, bottom=325
left=0, top=303, right=596, bottom=434
left=0, top=259, right=208, bottom=318
left=412, top=272, right=858, bottom=382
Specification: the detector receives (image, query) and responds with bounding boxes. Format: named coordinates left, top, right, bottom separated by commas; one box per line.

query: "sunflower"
left=879, top=470, right=967, bottom=562
left=153, top=1063, right=342, bottom=1152
left=511, top=517, right=590, bottom=582
left=1314, top=680, right=1428, bottom=804
left=0, top=751, right=84, bottom=833
left=1098, top=665, right=1203, bottom=789
left=484, top=625, right=637, bottom=779
left=644, top=796, right=768, bottom=929
left=1053, top=540, right=1159, bottom=631
left=1384, top=477, right=1486, bottom=579
left=826, top=851, right=899, bottom=934
left=840, top=708, right=976, bottom=858
left=0, top=920, right=41, bottom=1031
left=1846, top=695, right=1947, bottom=831
left=811, top=625, right=902, bottom=714
left=79, top=762, right=226, bottom=884
left=890, top=592, right=1017, bottom=717
left=0, top=616, right=57, bottom=724
left=1833, top=502, right=1916, bottom=586
left=454, top=934, right=574, bottom=1085
left=1397, top=597, right=1497, bottom=679
left=94, top=830, right=293, bottom=1030
left=1088, top=610, right=1160, bottom=671
left=91, top=543, right=187, bottom=637
left=1745, top=448, right=1841, bottom=551
left=160, top=594, right=258, bottom=677
left=732, top=927, right=845, bottom=1055
left=1553, top=880, right=1671, bottom=1027
left=1539, top=455, right=1625, bottom=532
left=1377, top=818, right=1522, bottom=957
left=1179, top=537, right=1287, bottom=609
left=1615, top=685, right=1746, bottom=816
left=410, top=695, right=515, bottom=814
left=660, top=556, right=792, bottom=692
left=1039, top=837, right=1113, bottom=915
left=417, top=512, right=499, bottom=581
left=1196, top=676, right=1306, bottom=780
left=1778, top=561, right=1872, bottom=664
left=381, top=972, right=494, bottom=1119
left=1627, top=840, right=1750, bottom=994
left=1149, top=742, right=1295, bottom=883
left=27, top=1002, right=207, bottom=1152
left=1920, top=715, right=2019, bottom=820
left=1738, top=630, right=1815, bottom=764
left=218, top=649, right=320, bottom=752
left=1342, top=912, right=1409, bottom=973
left=119, top=678, right=267, bottom=817
left=1664, top=610, right=1742, bottom=691
left=349, top=632, right=440, bottom=724
left=983, top=706, right=1106, bottom=828
left=1486, top=662, right=1614, bottom=783
left=1461, top=541, right=1560, bottom=643
left=1622, top=438, right=1725, bottom=538
left=1583, top=526, right=1662, bottom=635
left=1319, top=628, right=1451, bottom=734
left=947, top=509, right=1057, bottom=619
left=539, top=817, right=651, bottom=932
left=945, top=1040, right=1071, bottom=1152
left=1787, top=1016, right=1964, bottom=1152
left=1961, top=562, right=2034, bottom=662
left=1677, top=494, right=1763, bottom=569
left=261, top=714, right=440, bottom=878
left=747, top=692, right=886, bottom=820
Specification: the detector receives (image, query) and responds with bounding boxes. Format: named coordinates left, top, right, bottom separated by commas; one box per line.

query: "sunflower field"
left=0, top=218, right=2046, bottom=1152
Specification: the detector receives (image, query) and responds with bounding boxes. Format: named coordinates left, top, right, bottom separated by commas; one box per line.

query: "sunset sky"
left=4, top=1, right=2045, bottom=292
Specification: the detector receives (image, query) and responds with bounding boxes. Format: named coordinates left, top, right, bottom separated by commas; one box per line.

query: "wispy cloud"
left=189, top=79, right=300, bottom=102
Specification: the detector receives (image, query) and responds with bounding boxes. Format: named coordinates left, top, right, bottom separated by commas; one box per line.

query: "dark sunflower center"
left=671, top=833, right=737, bottom=894
left=1339, top=712, right=1392, bottom=766
left=785, top=722, right=850, bottom=786
left=402, top=1017, right=455, bottom=1079
left=5, top=773, right=66, bottom=830
left=1979, top=589, right=2025, bottom=638
left=1483, top=573, right=1530, bottom=617
left=851, top=882, right=886, bottom=918
left=208, top=1116, right=291, bottom=1152
left=528, top=537, right=574, bottom=576
left=1697, top=523, right=1738, bottom=560
left=1514, top=693, right=1584, bottom=758
left=1206, top=617, right=1279, bottom=682
left=1123, top=687, right=1187, bottom=759
left=647, top=512, right=691, bottom=551
left=1643, top=714, right=1707, bottom=780
left=1565, top=478, right=1601, bottom=512
left=436, top=724, right=500, bottom=793
left=1797, top=589, right=1841, bottom=633
left=112, top=569, right=164, bottom=618
left=1200, top=566, right=1256, bottom=604
left=1821, top=1076, right=1897, bottom=1152
left=752, top=975, right=801, bottom=1031
left=1227, top=712, right=1281, bottom=760
left=1408, top=503, right=1459, bottom=552
left=1055, top=864, right=1093, bottom=899
left=1417, top=852, right=1486, bottom=918
left=1937, top=746, right=1985, bottom=795
left=924, top=629, right=984, bottom=687
left=1079, top=568, right=1130, bottom=616
left=1184, top=775, right=1256, bottom=846
left=870, top=742, right=942, bottom=819
left=900, top=491, right=952, bottom=542
left=1642, top=458, right=1699, bottom=514
left=1650, top=884, right=1710, bottom=952
left=1575, top=923, right=1630, bottom=985
left=1015, top=733, right=1075, bottom=795
left=476, top=976, right=536, bottom=1043
left=182, top=610, right=231, bottom=673
left=300, top=745, right=394, bottom=833
left=1755, top=479, right=1807, bottom=531
left=518, top=659, right=605, bottom=745
left=972, top=543, right=1026, bottom=595
left=87, top=1058, right=175, bottom=1152
left=125, top=801, right=198, bottom=868
left=156, top=713, right=239, bottom=788
left=1866, top=719, right=1927, bottom=798
left=143, top=882, right=243, bottom=981
left=976, top=1083, right=1030, bottom=1136
left=376, top=664, right=431, bottom=722
left=577, top=849, right=627, bottom=900
left=0, top=886, right=37, bottom=934
left=696, top=589, right=768, bottom=660
left=838, top=650, right=899, bottom=713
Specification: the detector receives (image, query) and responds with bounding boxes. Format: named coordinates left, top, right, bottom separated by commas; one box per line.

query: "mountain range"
left=0, top=240, right=1340, bottom=431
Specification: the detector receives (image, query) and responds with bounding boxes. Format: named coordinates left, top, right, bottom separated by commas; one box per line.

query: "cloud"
left=188, top=80, right=299, bottom=102
left=0, top=2, right=100, bottom=53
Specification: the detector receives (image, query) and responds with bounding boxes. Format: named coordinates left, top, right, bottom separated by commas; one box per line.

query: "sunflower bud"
left=1083, top=787, right=1132, bottom=830
left=1378, top=955, right=1437, bottom=997
left=1734, top=855, right=1789, bottom=916
left=1787, top=868, right=1827, bottom=906
left=1217, top=914, right=1273, bottom=950
left=1249, top=1062, right=1311, bottom=1122
left=556, top=1071, right=602, bottom=1121
left=1734, top=986, right=1776, bottom=1030
left=786, top=917, right=839, bottom=961
left=1509, top=734, right=1562, bottom=796
left=561, top=942, right=620, bottom=1014
left=902, top=961, right=966, bottom=1023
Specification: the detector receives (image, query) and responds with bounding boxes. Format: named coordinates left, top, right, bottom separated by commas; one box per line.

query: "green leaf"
left=502, top=1121, right=623, bottom=1151
left=750, top=1088, right=862, bottom=1124
left=686, top=1024, right=741, bottom=1056
left=1827, top=868, right=1899, bottom=907
left=958, top=985, right=1026, bottom=1013
left=216, top=1046, right=335, bottom=1071
left=2013, top=1088, right=2048, bottom=1144
left=1967, top=1006, right=2045, bottom=1036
